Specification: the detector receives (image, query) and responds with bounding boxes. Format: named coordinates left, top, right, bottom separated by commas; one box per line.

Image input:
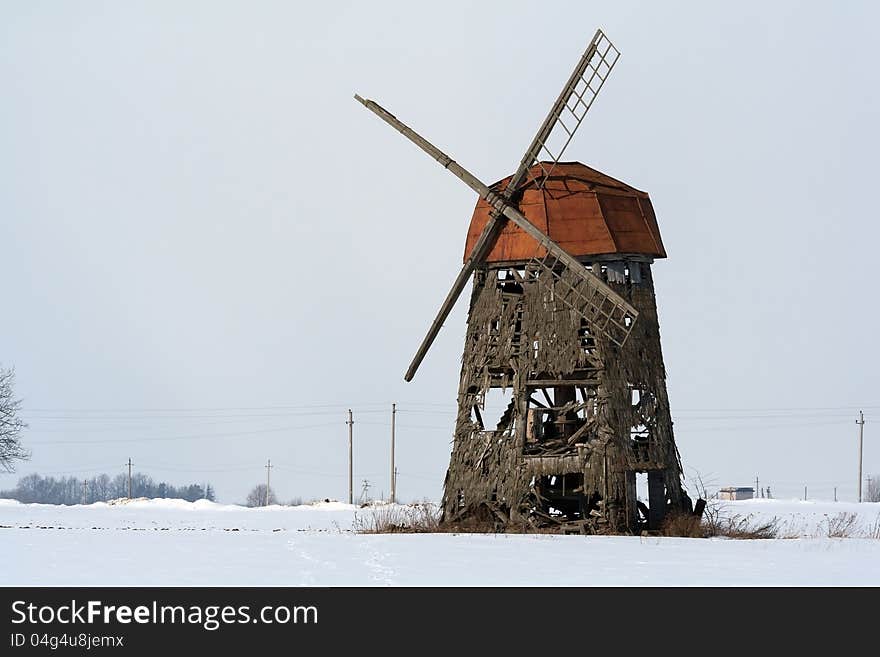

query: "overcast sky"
left=1, top=1, right=878, bottom=504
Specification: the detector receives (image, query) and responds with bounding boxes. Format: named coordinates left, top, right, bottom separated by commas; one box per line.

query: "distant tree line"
left=0, top=472, right=216, bottom=505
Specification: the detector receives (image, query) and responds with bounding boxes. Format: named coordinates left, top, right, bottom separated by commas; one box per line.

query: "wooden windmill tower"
left=355, top=30, right=690, bottom=533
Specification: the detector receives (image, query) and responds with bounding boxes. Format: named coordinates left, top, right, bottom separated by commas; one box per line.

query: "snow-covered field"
left=2, top=498, right=879, bottom=586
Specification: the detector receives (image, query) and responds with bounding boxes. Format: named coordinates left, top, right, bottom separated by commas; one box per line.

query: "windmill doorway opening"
left=537, top=473, right=593, bottom=522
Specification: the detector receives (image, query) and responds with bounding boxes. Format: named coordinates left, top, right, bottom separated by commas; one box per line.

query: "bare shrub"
left=825, top=512, right=859, bottom=538
left=0, top=366, right=29, bottom=473
left=245, top=484, right=277, bottom=508
left=701, top=500, right=725, bottom=535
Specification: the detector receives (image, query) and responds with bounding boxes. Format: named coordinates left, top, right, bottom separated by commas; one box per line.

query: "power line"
left=24, top=421, right=340, bottom=445
left=22, top=402, right=394, bottom=413
left=3, top=464, right=123, bottom=476
left=137, top=462, right=262, bottom=474
left=675, top=420, right=849, bottom=433
left=23, top=409, right=391, bottom=421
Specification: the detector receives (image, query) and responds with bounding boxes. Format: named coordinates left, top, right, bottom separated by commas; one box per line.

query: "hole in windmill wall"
left=606, top=262, right=626, bottom=284
left=628, top=261, right=642, bottom=284
left=578, top=321, right=595, bottom=353
left=631, top=388, right=641, bottom=406
left=576, top=387, right=596, bottom=420
left=473, top=388, right=516, bottom=432
left=631, top=424, right=651, bottom=462
left=636, top=472, right=648, bottom=504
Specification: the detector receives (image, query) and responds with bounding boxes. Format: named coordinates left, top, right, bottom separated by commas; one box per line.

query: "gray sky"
left=1, top=1, right=878, bottom=504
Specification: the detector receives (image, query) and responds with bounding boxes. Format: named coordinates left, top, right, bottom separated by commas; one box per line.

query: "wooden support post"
left=647, top=470, right=666, bottom=530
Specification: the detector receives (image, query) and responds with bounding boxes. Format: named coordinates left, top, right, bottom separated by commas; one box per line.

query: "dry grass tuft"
left=660, top=513, right=705, bottom=538
left=662, top=505, right=779, bottom=539
left=712, top=514, right=779, bottom=539
left=354, top=504, right=559, bottom=534
left=354, top=504, right=441, bottom=534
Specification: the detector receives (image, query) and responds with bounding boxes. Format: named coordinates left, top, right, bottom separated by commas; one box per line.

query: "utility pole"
left=391, top=402, right=397, bottom=504
left=265, top=459, right=272, bottom=507
left=347, top=409, right=354, bottom=505
left=804, top=485, right=807, bottom=501
left=834, top=486, right=837, bottom=502
left=81, top=479, right=88, bottom=505
left=126, top=458, right=133, bottom=499
left=857, top=410, right=865, bottom=502
left=755, top=474, right=759, bottom=499
left=361, top=479, right=371, bottom=504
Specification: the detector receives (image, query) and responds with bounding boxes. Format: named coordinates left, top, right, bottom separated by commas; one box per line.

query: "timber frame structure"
left=443, top=255, right=687, bottom=533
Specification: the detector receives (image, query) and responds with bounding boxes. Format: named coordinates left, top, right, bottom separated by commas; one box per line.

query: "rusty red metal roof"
left=464, top=162, right=666, bottom=263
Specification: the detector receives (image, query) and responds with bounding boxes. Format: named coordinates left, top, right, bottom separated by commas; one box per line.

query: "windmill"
left=355, top=29, right=691, bottom=533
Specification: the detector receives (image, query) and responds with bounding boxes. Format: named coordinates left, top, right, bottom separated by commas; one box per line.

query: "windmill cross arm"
left=354, top=94, right=498, bottom=203
left=354, top=93, right=638, bottom=380
left=404, top=213, right=507, bottom=382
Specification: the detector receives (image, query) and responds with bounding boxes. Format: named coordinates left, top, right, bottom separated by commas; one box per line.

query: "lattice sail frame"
left=526, top=253, right=635, bottom=347
left=526, top=30, right=620, bottom=191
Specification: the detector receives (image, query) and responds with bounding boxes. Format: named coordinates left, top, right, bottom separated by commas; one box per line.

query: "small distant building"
left=719, top=486, right=755, bottom=501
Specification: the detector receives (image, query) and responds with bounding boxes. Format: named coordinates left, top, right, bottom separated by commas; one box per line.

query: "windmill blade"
left=510, top=28, right=620, bottom=193
left=403, top=213, right=506, bottom=382
left=354, top=94, right=638, bottom=379
left=354, top=94, right=513, bottom=381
